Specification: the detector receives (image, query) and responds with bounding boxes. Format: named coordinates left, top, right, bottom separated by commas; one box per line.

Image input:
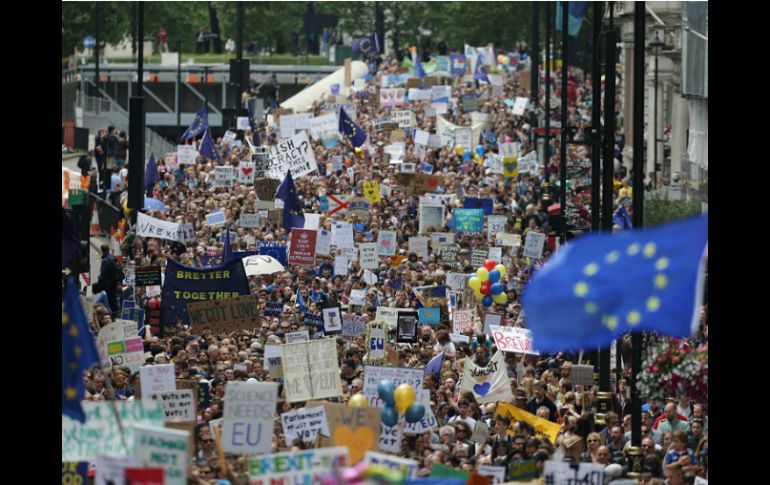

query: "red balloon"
left=480, top=283, right=491, bottom=295
left=481, top=280, right=491, bottom=290
left=484, top=260, right=497, bottom=271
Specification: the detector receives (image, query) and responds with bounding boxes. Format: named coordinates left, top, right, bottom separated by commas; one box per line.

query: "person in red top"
left=157, top=27, right=168, bottom=53
left=652, top=400, right=687, bottom=429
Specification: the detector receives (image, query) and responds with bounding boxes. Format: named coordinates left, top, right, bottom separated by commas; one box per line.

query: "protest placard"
left=62, top=401, right=164, bottom=462
left=461, top=351, right=513, bottom=404
left=308, top=113, right=338, bottom=140
left=331, top=221, right=354, bottom=250
left=397, top=311, right=418, bottom=343
left=376, top=230, right=397, bottom=256
left=347, top=197, right=371, bottom=220
left=220, top=381, right=278, bottom=454
left=362, top=181, right=381, bottom=204
left=374, top=307, right=410, bottom=330
left=364, top=452, right=419, bottom=479
left=177, top=145, right=197, bottom=165
left=288, top=229, right=317, bottom=266
left=454, top=127, right=472, bottom=149
left=419, top=204, right=445, bottom=235
left=453, top=208, right=484, bottom=233
left=431, top=85, right=452, bottom=102
left=137, top=212, right=195, bottom=243
left=281, top=339, right=343, bottom=403
left=487, top=215, right=507, bottom=242
left=214, top=166, right=234, bottom=188
left=132, top=424, right=189, bottom=485
left=453, top=309, right=478, bottom=334
left=570, top=364, right=595, bottom=387
left=418, top=307, right=441, bottom=325
left=257, top=241, right=288, bottom=265
left=315, top=229, right=331, bottom=255
left=285, top=330, right=309, bottom=344
left=440, top=247, right=459, bottom=269
left=150, top=389, right=196, bottom=422
left=322, top=306, right=343, bottom=334
left=205, top=211, right=226, bottom=227
left=334, top=254, right=349, bottom=276
left=543, top=461, right=604, bottom=485
left=358, top=243, right=379, bottom=270
left=408, top=236, right=430, bottom=262
left=489, top=325, right=539, bottom=356
left=248, top=447, right=348, bottom=485
left=131, top=265, right=161, bottom=287
left=365, top=321, right=387, bottom=363
left=280, top=406, right=330, bottom=445
left=408, top=88, right=432, bottom=101
left=186, top=294, right=260, bottom=333
left=363, top=365, right=424, bottom=408
left=235, top=162, right=256, bottom=185
left=484, top=313, right=502, bottom=330
left=379, top=88, right=407, bottom=107
left=446, top=272, right=468, bottom=292
left=239, top=213, right=260, bottom=228
left=523, top=231, right=546, bottom=258
left=471, top=246, right=489, bottom=268
left=488, top=246, right=502, bottom=261
left=471, top=421, right=491, bottom=445
left=390, top=109, right=416, bottom=128
left=342, top=313, right=367, bottom=342
left=497, top=232, right=522, bottom=247
left=496, top=402, right=561, bottom=445
left=509, top=459, right=539, bottom=481
left=265, top=131, right=318, bottom=180
left=62, top=462, right=89, bottom=485
left=140, top=364, right=176, bottom=398
left=411, top=174, right=444, bottom=195
left=512, top=96, right=530, bottom=116
left=95, top=454, right=140, bottom=485
left=280, top=113, right=314, bottom=138
left=262, top=301, right=284, bottom=318
left=323, top=403, right=381, bottom=464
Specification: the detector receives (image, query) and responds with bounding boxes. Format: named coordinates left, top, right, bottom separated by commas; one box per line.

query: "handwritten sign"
left=132, top=424, right=189, bottom=485
left=280, top=406, right=330, bottom=445
left=543, top=461, right=604, bottom=485
left=248, top=447, right=348, bottom=485
left=150, top=390, right=196, bottom=422
left=364, top=452, right=419, bottom=480
left=489, top=325, right=539, bottom=355
left=176, top=145, right=197, bottom=165
left=453, top=208, right=484, bottom=233
left=140, top=364, right=176, bottom=398
left=281, top=339, right=343, bottom=403
left=376, top=230, right=397, bottom=256
left=221, top=381, right=278, bottom=454
left=342, top=314, right=367, bottom=342
left=137, top=212, right=195, bottom=243
left=453, top=309, right=478, bottom=334
left=363, top=366, right=424, bottom=408
left=523, top=231, right=546, bottom=258
left=331, top=221, right=355, bottom=250
left=323, top=403, right=381, bottom=464
left=265, top=131, right=318, bottom=180
left=379, top=88, right=407, bottom=107
left=214, top=166, right=234, bottom=188
left=187, top=294, right=260, bottom=333
left=363, top=181, right=381, bottom=204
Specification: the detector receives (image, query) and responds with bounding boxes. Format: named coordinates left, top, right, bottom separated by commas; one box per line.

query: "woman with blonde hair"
left=579, top=432, right=604, bottom=463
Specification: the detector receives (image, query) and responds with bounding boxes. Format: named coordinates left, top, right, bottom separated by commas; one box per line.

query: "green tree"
left=62, top=2, right=130, bottom=58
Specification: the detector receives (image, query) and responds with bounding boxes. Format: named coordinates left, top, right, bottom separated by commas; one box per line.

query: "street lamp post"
left=649, top=34, right=665, bottom=190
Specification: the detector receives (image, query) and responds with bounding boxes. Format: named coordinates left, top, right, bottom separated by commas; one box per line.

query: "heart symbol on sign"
left=428, top=179, right=438, bottom=187
left=242, top=167, right=253, bottom=176
left=473, top=382, right=491, bottom=397
left=333, top=425, right=375, bottom=464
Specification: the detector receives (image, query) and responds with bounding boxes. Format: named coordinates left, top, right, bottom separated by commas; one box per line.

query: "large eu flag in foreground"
left=522, top=216, right=708, bottom=352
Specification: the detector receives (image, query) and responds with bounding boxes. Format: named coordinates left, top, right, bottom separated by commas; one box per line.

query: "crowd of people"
left=75, top=43, right=708, bottom=485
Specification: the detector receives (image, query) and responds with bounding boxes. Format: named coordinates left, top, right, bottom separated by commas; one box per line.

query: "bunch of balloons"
left=375, top=380, right=425, bottom=426
left=473, top=144, right=485, bottom=164
left=468, top=259, right=508, bottom=307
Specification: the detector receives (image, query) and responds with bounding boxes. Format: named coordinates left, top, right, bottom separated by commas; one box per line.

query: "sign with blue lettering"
left=452, top=208, right=485, bottom=233
left=258, top=242, right=287, bottom=266
left=263, top=301, right=284, bottom=318
left=463, top=197, right=494, bottom=215
left=161, top=259, right=250, bottom=329
left=222, top=381, right=278, bottom=454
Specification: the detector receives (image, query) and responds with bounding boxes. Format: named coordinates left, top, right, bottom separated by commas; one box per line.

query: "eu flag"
left=424, top=352, right=444, bottom=380
left=144, top=154, right=158, bottom=197
left=338, top=107, right=367, bottom=148
left=179, top=104, right=209, bottom=142
left=276, top=171, right=305, bottom=232
left=296, top=288, right=308, bottom=312
left=613, top=204, right=633, bottom=231
left=522, top=216, right=708, bottom=352
left=415, top=57, right=427, bottom=80
left=199, top=128, right=218, bottom=160
left=352, top=34, right=379, bottom=56
left=62, top=276, right=100, bottom=423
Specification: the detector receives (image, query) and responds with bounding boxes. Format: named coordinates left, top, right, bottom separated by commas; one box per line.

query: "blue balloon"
left=488, top=269, right=501, bottom=283
left=381, top=405, right=399, bottom=426
left=405, top=402, right=426, bottom=424
left=378, top=380, right=396, bottom=406
left=476, top=145, right=485, bottom=156
left=463, top=151, right=472, bottom=161
left=482, top=295, right=493, bottom=307
left=491, top=282, right=505, bottom=295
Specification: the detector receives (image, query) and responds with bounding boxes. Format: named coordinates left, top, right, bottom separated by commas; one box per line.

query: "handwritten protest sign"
left=453, top=208, right=484, bottom=233
left=523, top=231, right=546, bottom=258
left=379, top=421, right=404, bottom=453
left=309, top=113, right=338, bottom=140
left=140, top=364, right=176, bottom=398
left=248, top=447, right=348, bottom=485
left=285, top=330, right=309, bottom=344
left=419, top=204, right=445, bottom=235
left=186, top=294, right=260, bottom=333
left=265, top=131, right=318, bottom=180
left=342, top=313, right=367, bottom=342
left=150, top=390, right=196, bottom=422
left=512, top=96, right=530, bottom=116
left=323, top=403, right=381, bottom=464
left=403, top=389, right=438, bottom=435
left=281, top=339, right=343, bottom=403
left=461, top=351, right=513, bottom=404
left=380, top=88, right=407, bottom=107
left=137, top=212, right=195, bottom=243
left=376, top=230, right=397, bottom=256
left=331, top=221, right=354, bottom=250
left=543, top=461, right=604, bottom=485
left=132, top=424, right=189, bottom=485
left=570, top=364, right=595, bottom=387
left=487, top=215, right=507, bottom=242
left=280, top=406, right=330, bottom=445
left=358, top=243, right=379, bottom=270
left=362, top=181, right=381, bottom=204
left=471, top=247, right=489, bottom=268
left=62, top=401, right=164, bottom=462
left=236, top=162, right=256, bottom=185
left=221, top=381, right=278, bottom=454
left=364, top=366, right=424, bottom=408
left=390, top=109, right=416, bottom=128
left=453, top=309, right=478, bottom=334
left=214, top=166, right=234, bottom=188
left=490, top=325, right=539, bottom=355
left=498, top=232, right=522, bottom=247
left=176, top=145, right=197, bottom=165
left=365, top=321, right=387, bottom=363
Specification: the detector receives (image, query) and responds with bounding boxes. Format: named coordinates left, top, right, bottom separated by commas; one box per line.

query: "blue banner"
left=463, top=197, right=494, bottom=215
left=453, top=208, right=485, bottom=233
left=419, top=307, right=441, bottom=325
left=450, top=54, right=467, bottom=76
left=161, top=258, right=250, bottom=328
left=62, top=462, right=89, bottom=485
left=263, top=301, right=284, bottom=317
left=258, top=242, right=288, bottom=266
left=303, top=312, right=323, bottom=330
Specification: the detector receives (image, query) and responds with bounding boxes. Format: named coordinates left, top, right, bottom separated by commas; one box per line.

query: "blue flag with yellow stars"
left=474, top=53, right=491, bottom=85
left=276, top=170, right=305, bottom=232
left=62, top=277, right=100, bottom=423
left=522, top=216, right=708, bottom=352
left=352, top=34, right=379, bottom=56
left=179, top=104, right=209, bottom=142
left=199, top=128, right=218, bottom=160
left=338, top=107, right=367, bottom=148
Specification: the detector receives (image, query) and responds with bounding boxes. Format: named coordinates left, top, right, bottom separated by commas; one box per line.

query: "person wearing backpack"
left=94, top=244, right=124, bottom=317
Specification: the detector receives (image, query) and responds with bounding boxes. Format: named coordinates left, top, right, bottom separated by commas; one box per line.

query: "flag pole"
left=100, top=364, right=131, bottom=453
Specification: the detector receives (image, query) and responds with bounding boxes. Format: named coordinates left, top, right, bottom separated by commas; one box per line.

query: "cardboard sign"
left=132, top=424, right=190, bottom=485
left=240, top=213, right=260, bottom=228
left=358, top=243, right=379, bottom=270
left=460, top=351, right=514, bottom=404
left=440, top=247, right=459, bottom=269
left=140, top=364, right=176, bottom=398
left=408, top=236, right=430, bottom=261
left=498, top=232, right=522, bottom=247
left=288, top=229, right=317, bottom=266
left=331, top=221, right=355, bottom=250
left=411, top=174, right=444, bottom=195
left=453, top=309, right=478, bottom=334
left=186, top=294, right=260, bottom=333
left=280, top=406, right=330, bottom=445
left=176, top=145, right=197, bottom=165
left=477, top=465, right=506, bottom=484
left=281, top=339, right=343, bottom=403
left=248, top=447, right=348, bottom=485
left=150, top=390, right=196, bottom=422
left=390, top=109, right=416, bottom=128
left=62, top=401, right=164, bottom=462
left=237, top=162, right=256, bottom=185
left=489, top=325, right=539, bottom=355
left=419, top=204, right=445, bottom=235
left=221, top=381, right=278, bottom=454
left=265, top=131, right=318, bottom=180
left=363, top=366, right=424, bottom=408
left=523, top=231, right=546, bottom=258
left=487, top=215, right=507, bottom=242
left=471, top=247, right=489, bottom=268
left=309, top=113, right=338, bottom=140
left=570, top=364, right=595, bottom=387
left=323, top=403, right=381, bottom=464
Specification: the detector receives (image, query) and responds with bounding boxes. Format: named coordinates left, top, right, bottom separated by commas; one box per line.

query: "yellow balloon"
left=493, top=293, right=507, bottom=304
left=477, top=267, right=489, bottom=282
left=468, top=276, right=481, bottom=291
left=474, top=290, right=484, bottom=300
left=495, top=264, right=506, bottom=278
left=348, top=393, right=369, bottom=408
left=394, top=384, right=416, bottom=414
left=455, top=145, right=465, bottom=156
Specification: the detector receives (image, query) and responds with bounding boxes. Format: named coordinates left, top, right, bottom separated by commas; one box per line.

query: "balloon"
left=381, top=404, right=399, bottom=426
left=378, top=380, right=396, bottom=406
left=495, top=264, right=507, bottom=277
left=488, top=269, right=501, bottom=283
left=484, top=260, right=497, bottom=271
left=473, top=289, right=484, bottom=300
left=455, top=145, right=464, bottom=156
left=480, top=285, right=491, bottom=296
left=477, top=267, right=489, bottom=282
left=502, top=56, right=511, bottom=65
left=482, top=295, right=493, bottom=307
left=468, top=277, right=481, bottom=291
left=497, top=54, right=506, bottom=65
left=493, top=293, right=507, bottom=305
left=504, top=136, right=512, bottom=143
left=476, top=145, right=485, bottom=156
left=405, top=402, right=426, bottom=423
left=394, top=383, right=417, bottom=414
left=348, top=393, right=369, bottom=408
left=491, top=282, right=504, bottom=295
left=481, top=280, right=491, bottom=292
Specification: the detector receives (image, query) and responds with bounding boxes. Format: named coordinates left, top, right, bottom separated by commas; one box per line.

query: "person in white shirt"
left=448, top=398, right=477, bottom=430
left=433, top=331, right=456, bottom=359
